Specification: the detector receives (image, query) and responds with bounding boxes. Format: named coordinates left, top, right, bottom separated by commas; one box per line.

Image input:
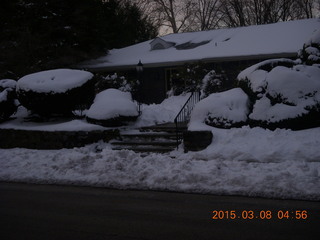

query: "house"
left=79, top=18, right=320, bottom=104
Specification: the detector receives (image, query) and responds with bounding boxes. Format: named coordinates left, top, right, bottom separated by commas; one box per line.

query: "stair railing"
left=174, top=91, right=201, bottom=148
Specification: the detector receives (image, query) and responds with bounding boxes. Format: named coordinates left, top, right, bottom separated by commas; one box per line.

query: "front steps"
left=111, top=123, right=187, bottom=153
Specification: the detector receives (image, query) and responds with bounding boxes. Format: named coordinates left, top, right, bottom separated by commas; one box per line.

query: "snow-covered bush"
left=237, top=58, right=296, bottom=102
left=238, top=60, right=320, bottom=130
left=0, top=79, right=18, bottom=121
left=299, top=29, right=320, bottom=65
left=201, top=70, right=228, bottom=97
left=86, top=88, right=139, bottom=127
left=171, top=62, right=210, bottom=95
left=189, top=88, right=250, bottom=129
left=95, top=73, right=139, bottom=94
left=16, top=69, right=95, bottom=115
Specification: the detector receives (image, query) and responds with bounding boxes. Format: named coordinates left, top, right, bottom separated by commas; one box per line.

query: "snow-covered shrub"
left=237, top=58, right=296, bottom=102
left=171, top=62, right=211, bottom=95
left=0, top=79, right=18, bottom=121
left=189, top=88, right=250, bottom=129
left=201, top=70, right=228, bottom=97
left=95, top=73, right=139, bottom=94
left=299, top=29, right=320, bottom=65
left=238, top=61, right=320, bottom=130
left=86, top=88, right=139, bottom=127
left=16, top=69, right=95, bottom=115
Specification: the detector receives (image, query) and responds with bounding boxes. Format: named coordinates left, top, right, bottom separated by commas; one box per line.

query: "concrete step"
left=121, top=132, right=176, bottom=140
left=112, top=145, right=175, bottom=153
left=111, top=123, right=184, bottom=153
left=140, top=122, right=187, bottom=133
left=112, top=141, right=176, bottom=146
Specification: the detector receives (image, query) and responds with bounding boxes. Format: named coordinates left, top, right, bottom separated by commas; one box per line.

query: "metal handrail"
left=174, top=91, right=201, bottom=148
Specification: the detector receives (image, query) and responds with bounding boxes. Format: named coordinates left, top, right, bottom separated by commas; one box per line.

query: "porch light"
left=136, top=60, right=143, bottom=72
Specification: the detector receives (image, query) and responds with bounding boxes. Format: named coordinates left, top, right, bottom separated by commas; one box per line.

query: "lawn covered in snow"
left=0, top=125, right=319, bottom=201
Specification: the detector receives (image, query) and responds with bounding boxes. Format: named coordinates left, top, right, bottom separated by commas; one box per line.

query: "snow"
left=189, top=88, right=250, bottom=129
left=0, top=106, right=107, bottom=131
left=0, top=79, right=17, bottom=89
left=17, top=69, right=93, bottom=93
left=0, top=89, right=9, bottom=103
left=86, top=89, right=138, bottom=120
left=0, top=90, right=319, bottom=200
left=0, top=79, right=17, bottom=103
left=266, top=65, right=320, bottom=105
left=238, top=60, right=320, bottom=123
left=134, top=93, right=191, bottom=127
left=0, top=126, right=319, bottom=200
left=80, top=19, right=320, bottom=70
left=0, top=118, right=107, bottom=132
left=250, top=97, right=308, bottom=122
left=306, top=28, right=320, bottom=45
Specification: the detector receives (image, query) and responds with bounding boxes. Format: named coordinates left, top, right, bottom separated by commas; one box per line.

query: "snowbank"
left=189, top=88, right=250, bottom=130
left=17, top=69, right=93, bottom=93
left=0, top=125, right=319, bottom=200
left=134, top=93, right=191, bottom=127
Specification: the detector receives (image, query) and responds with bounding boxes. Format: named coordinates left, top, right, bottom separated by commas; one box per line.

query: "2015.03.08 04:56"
left=211, top=210, right=308, bottom=220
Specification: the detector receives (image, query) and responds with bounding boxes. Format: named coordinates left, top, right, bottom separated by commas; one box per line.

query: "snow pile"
left=0, top=125, right=319, bottom=200
left=189, top=88, right=250, bottom=130
left=17, top=69, right=93, bottom=93
left=0, top=79, right=17, bottom=90
left=237, top=59, right=320, bottom=129
left=87, top=88, right=138, bottom=120
left=134, top=93, right=191, bottom=127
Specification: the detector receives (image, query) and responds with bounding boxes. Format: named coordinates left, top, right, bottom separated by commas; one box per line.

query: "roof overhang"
left=83, top=52, right=298, bottom=73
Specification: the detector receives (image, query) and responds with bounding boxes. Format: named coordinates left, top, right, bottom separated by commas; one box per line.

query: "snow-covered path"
left=1, top=126, right=319, bottom=201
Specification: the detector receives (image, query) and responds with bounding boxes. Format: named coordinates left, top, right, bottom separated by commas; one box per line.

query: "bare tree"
left=294, top=0, right=315, bottom=18
left=192, top=0, right=223, bottom=30
left=133, top=0, right=318, bottom=34
left=220, top=0, right=317, bottom=28
left=132, top=0, right=196, bottom=33
left=220, top=0, right=252, bottom=27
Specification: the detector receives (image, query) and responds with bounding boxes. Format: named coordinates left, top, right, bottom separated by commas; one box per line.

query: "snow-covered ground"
left=0, top=126, right=319, bottom=200
left=0, top=93, right=319, bottom=200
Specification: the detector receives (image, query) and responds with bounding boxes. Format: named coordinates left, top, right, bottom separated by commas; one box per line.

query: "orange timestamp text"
left=212, top=210, right=308, bottom=220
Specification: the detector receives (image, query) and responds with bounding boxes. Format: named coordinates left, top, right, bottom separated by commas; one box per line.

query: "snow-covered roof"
left=80, top=18, right=320, bottom=71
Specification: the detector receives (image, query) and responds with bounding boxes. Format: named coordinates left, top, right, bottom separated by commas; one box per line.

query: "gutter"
left=78, top=52, right=298, bottom=73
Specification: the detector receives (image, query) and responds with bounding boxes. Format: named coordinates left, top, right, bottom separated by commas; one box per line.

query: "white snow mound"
left=86, top=88, right=138, bottom=120
left=189, top=88, right=250, bottom=130
left=17, top=69, right=93, bottom=93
